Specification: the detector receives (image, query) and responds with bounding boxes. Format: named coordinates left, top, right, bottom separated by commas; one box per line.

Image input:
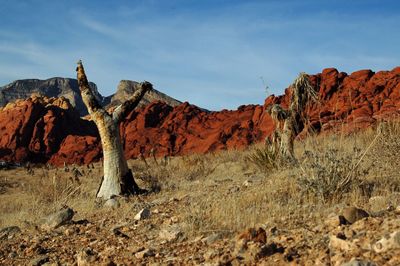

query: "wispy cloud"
left=1, top=1, right=399, bottom=110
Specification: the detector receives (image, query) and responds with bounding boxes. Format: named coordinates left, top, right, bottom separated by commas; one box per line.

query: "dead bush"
left=297, top=148, right=370, bottom=203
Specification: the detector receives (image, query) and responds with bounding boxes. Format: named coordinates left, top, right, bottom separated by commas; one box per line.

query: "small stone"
left=373, top=231, right=400, bottom=253
left=341, top=258, right=377, bottom=266
left=238, top=242, right=284, bottom=261
left=131, top=246, right=145, bottom=253
left=242, top=180, right=252, bottom=187
left=104, top=198, right=120, bottom=209
left=395, top=205, right=400, bottom=214
left=159, top=226, right=183, bottom=242
left=329, top=235, right=357, bottom=252
left=64, top=228, right=75, bottom=236
left=41, top=207, right=74, bottom=230
left=237, top=227, right=266, bottom=244
left=77, top=248, right=97, bottom=266
left=342, top=207, right=369, bottom=224
left=201, top=233, right=223, bottom=245
left=112, top=228, right=129, bottom=239
left=0, top=226, right=21, bottom=240
left=203, top=250, right=217, bottom=260
left=30, top=255, right=49, bottom=266
left=324, top=213, right=340, bottom=228
left=228, top=186, right=240, bottom=194
left=8, top=251, right=17, bottom=258
left=169, top=197, right=179, bottom=202
left=134, top=208, right=151, bottom=220
left=135, top=248, right=155, bottom=259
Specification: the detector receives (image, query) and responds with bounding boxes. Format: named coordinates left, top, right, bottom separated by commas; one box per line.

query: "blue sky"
left=0, top=0, right=399, bottom=110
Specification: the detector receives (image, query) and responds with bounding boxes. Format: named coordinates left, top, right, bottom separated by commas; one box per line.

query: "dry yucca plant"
left=262, top=72, right=318, bottom=168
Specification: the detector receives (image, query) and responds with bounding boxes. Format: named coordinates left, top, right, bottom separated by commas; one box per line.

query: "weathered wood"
left=113, top=81, right=152, bottom=123
left=76, top=60, right=150, bottom=199
left=76, top=60, right=104, bottom=115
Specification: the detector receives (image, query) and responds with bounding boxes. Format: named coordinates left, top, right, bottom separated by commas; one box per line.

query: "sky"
left=0, top=0, right=399, bottom=110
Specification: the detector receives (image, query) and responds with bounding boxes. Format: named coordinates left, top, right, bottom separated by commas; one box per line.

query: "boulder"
left=41, top=207, right=74, bottom=230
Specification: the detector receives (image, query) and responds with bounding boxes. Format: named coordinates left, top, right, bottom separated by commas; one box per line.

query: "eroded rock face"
left=306, top=66, right=400, bottom=134
left=120, top=102, right=266, bottom=159
left=0, top=96, right=98, bottom=163
left=0, top=67, right=399, bottom=165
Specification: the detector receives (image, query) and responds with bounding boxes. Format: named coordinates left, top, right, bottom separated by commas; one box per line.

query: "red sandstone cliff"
left=0, top=67, right=399, bottom=165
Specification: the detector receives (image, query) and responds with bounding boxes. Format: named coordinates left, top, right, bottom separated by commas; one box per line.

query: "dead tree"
left=268, top=73, right=317, bottom=161
left=76, top=60, right=152, bottom=199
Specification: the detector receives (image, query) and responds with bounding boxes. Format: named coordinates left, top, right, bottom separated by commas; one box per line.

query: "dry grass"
left=1, top=121, right=400, bottom=239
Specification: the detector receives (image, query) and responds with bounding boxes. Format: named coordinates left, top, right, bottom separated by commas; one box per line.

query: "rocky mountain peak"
left=107, top=80, right=181, bottom=110
left=0, top=78, right=181, bottom=116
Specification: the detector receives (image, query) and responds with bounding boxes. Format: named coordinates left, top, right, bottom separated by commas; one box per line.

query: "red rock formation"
left=0, top=96, right=98, bottom=164
left=0, top=66, right=399, bottom=165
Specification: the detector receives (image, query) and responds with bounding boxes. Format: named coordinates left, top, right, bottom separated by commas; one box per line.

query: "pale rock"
left=341, top=258, right=377, bottom=266
left=104, top=198, right=120, bottom=209
left=170, top=216, right=179, bottom=223
left=64, top=228, right=75, bottom=236
left=202, top=233, right=223, bottom=245
left=324, top=213, right=340, bottom=228
left=76, top=248, right=97, bottom=266
left=242, top=180, right=252, bottom=187
left=373, top=231, right=400, bottom=253
left=135, top=248, right=155, bottom=259
left=159, top=225, right=183, bottom=242
left=329, top=235, right=357, bottom=252
left=395, top=205, right=400, bottom=214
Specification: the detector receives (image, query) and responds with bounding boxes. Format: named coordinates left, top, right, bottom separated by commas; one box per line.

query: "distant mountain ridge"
left=0, top=78, right=181, bottom=116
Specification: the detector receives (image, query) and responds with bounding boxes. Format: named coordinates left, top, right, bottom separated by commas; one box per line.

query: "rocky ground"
left=2, top=123, right=400, bottom=265
left=1, top=175, right=400, bottom=265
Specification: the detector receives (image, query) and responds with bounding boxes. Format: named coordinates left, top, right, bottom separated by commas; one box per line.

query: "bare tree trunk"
left=76, top=60, right=152, bottom=199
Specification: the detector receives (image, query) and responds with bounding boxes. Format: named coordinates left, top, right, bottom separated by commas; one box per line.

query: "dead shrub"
left=297, top=148, right=370, bottom=203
